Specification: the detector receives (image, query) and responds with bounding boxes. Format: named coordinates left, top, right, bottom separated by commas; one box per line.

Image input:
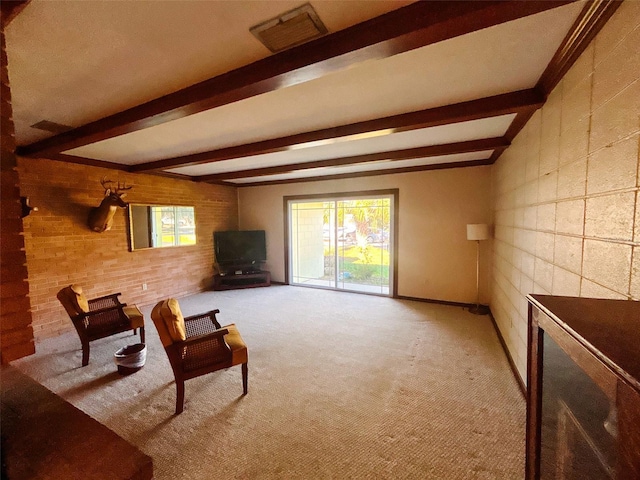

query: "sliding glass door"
left=288, top=193, right=394, bottom=296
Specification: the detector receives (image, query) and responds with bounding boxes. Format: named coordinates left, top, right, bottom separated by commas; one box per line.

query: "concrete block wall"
left=18, top=158, right=238, bottom=340
left=491, top=1, right=640, bottom=382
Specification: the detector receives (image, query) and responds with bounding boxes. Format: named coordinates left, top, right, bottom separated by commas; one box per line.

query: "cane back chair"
left=57, top=285, right=145, bottom=366
left=151, top=298, right=248, bottom=414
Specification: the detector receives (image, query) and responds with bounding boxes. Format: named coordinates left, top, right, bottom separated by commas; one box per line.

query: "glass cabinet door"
left=540, top=332, right=616, bottom=479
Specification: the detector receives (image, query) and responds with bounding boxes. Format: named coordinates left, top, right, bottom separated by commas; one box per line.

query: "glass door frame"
left=283, top=189, right=399, bottom=297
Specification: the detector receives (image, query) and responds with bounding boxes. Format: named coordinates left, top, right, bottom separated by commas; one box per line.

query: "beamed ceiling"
left=4, top=0, right=621, bottom=187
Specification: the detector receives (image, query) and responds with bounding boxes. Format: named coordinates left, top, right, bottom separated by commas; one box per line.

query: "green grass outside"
left=324, top=244, right=390, bottom=284
left=324, top=245, right=389, bottom=265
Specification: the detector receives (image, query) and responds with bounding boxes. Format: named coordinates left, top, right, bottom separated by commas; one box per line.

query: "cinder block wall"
left=491, top=1, right=640, bottom=382
left=18, top=158, right=238, bottom=340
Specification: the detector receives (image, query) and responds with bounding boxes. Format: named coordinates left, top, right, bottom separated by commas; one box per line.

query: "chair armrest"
left=181, top=328, right=229, bottom=348
left=73, top=305, right=122, bottom=321
left=184, top=309, right=220, bottom=322
left=184, top=310, right=223, bottom=336
left=89, top=305, right=123, bottom=315
left=90, top=293, right=122, bottom=302
left=88, top=293, right=125, bottom=311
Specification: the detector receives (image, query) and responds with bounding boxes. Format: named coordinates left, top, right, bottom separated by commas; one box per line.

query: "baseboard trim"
left=395, top=295, right=476, bottom=309
left=488, top=311, right=526, bottom=398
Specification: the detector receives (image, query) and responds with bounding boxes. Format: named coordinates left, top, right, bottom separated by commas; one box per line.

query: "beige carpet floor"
left=13, top=286, right=525, bottom=479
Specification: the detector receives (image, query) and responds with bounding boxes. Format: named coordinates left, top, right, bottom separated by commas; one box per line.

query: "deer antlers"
left=88, top=177, right=133, bottom=232
left=100, top=177, right=133, bottom=195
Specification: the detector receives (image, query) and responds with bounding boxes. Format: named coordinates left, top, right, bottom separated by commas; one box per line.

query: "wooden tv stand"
left=213, top=271, right=271, bottom=290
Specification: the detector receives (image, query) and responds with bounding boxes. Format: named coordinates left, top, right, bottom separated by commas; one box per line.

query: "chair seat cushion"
left=223, top=323, right=248, bottom=365
left=123, top=305, right=145, bottom=330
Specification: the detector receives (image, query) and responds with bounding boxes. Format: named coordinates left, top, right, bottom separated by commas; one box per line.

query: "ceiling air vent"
left=250, top=3, right=328, bottom=53
left=30, top=120, right=73, bottom=134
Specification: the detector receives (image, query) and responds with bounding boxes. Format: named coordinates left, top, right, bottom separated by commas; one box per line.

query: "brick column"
left=1, top=14, right=35, bottom=363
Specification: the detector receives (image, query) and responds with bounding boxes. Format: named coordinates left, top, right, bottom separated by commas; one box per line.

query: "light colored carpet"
left=13, top=286, right=525, bottom=479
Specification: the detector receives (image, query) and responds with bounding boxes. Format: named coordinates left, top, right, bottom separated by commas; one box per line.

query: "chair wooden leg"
left=175, top=380, right=185, bottom=415
left=81, top=341, right=90, bottom=367
left=242, top=363, right=248, bottom=395
left=139, top=326, right=145, bottom=344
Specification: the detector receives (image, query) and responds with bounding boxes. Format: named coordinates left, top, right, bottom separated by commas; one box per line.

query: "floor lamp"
left=467, top=224, right=490, bottom=315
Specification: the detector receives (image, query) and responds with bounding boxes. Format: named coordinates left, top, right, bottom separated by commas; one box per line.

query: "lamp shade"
left=467, top=224, right=490, bottom=241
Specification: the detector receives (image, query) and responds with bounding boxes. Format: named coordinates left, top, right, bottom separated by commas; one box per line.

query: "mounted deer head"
left=87, top=178, right=132, bottom=233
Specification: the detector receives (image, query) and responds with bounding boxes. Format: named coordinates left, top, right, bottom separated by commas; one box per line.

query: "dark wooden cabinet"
left=1, top=366, right=153, bottom=479
left=526, top=295, right=640, bottom=480
left=213, top=271, right=271, bottom=290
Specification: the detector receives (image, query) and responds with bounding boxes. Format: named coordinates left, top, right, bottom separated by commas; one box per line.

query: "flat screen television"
left=214, top=230, right=266, bottom=266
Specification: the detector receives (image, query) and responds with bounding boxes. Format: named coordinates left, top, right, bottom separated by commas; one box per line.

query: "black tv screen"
left=214, top=230, right=266, bottom=265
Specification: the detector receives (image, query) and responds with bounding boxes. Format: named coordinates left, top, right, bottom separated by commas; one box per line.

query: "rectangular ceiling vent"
left=30, top=120, right=73, bottom=134
left=250, top=3, right=328, bottom=53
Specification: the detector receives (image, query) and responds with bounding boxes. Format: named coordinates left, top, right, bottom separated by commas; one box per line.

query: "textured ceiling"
left=4, top=0, right=606, bottom=187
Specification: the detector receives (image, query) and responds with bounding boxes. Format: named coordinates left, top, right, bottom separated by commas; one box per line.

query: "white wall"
left=238, top=167, right=492, bottom=304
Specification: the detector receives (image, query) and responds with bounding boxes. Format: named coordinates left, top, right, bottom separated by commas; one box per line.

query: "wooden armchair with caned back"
left=151, top=298, right=248, bottom=414
left=57, top=285, right=145, bottom=366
